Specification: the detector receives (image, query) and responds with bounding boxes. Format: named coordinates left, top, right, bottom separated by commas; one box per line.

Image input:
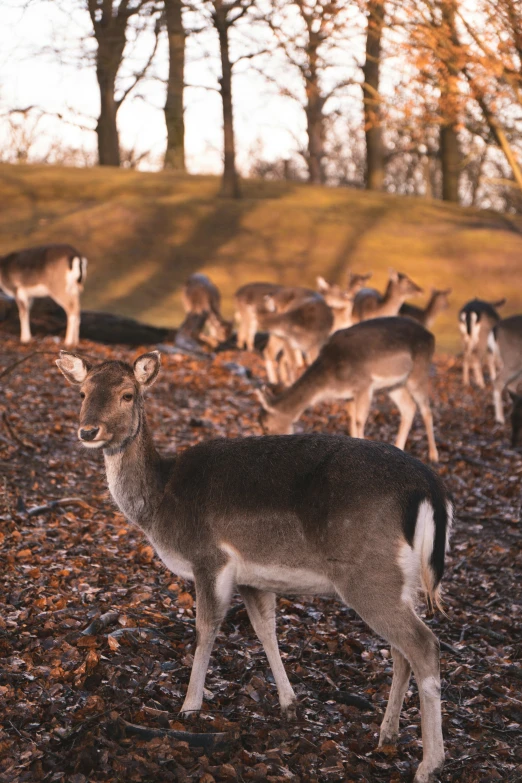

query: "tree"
left=163, top=0, right=186, bottom=170
left=86, top=0, right=160, bottom=166
left=362, top=0, right=386, bottom=190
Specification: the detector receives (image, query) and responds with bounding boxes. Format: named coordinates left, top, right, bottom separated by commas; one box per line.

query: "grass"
left=1, top=162, right=521, bottom=352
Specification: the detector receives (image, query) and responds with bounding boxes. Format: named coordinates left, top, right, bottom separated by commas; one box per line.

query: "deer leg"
left=378, top=646, right=411, bottom=746
left=64, top=298, right=81, bottom=347
left=264, top=335, right=282, bottom=385
left=493, top=368, right=515, bottom=424
left=15, top=290, right=32, bottom=343
left=353, top=388, right=372, bottom=438
left=180, top=565, right=234, bottom=716
left=246, top=312, right=257, bottom=352
left=471, top=353, right=485, bottom=389
left=486, top=351, right=497, bottom=382
left=462, top=348, right=470, bottom=386
left=406, top=382, right=438, bottom=463
left=335, top=586, right=444, bottom=783
left=239, top=586, right=297, bottom=717
left=346, top=400, right=357, bottom=437
left=388, top=386, right=416, bottom=452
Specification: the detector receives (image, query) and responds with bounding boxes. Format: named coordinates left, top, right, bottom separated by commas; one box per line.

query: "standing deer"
left=234, top=282, right=282, bottom=351
left=352, top=271, right=423, bottom=323
left=181, top=273, right=232, bottom=347
left=316, top=272, right=372, bottom=332
left=458, top=298, right=505, bottom=388
left=400, top=289, right=451, bottom=330
left=0, top=244, right=87, bottom=346
left=489, top=315, right=522, bottom=438
left=257, top=317, right=439, bottom=462
left=56, top=348, right=452, bottom=783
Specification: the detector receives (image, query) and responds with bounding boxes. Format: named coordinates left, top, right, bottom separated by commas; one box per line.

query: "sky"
left=0, top=0, right=364, bottom=174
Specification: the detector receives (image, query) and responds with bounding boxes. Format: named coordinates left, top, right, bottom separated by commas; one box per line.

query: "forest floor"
left=0, top=336, right=521, bottom=782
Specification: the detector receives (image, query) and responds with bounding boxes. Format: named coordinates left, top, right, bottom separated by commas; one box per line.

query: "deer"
left=0, top=244, right=87, bottom=346
left=181, top=273, right=232, bottom=348
left=458, top=298, right=505, bottom=388
left=400, top=289, right=451, bottom=330
left=56, top=348, right=453, bottom=783
left=257, top=316, right=439, bottom=463
left=488, top=315, right=522, bottom=439
left=257, top=290, right=334, bottom=386
left=235, top=282, right=283, bottom=351
left=352, top=270, right=423, bottom=323
left=316, top=272, right=373, bottom=332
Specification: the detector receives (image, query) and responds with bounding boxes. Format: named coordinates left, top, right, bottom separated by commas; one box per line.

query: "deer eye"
left=122, top=392, right=133, bottom=402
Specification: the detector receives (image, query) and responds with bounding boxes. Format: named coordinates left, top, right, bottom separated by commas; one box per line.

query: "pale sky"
left=0, top=0, right=367, bottom=173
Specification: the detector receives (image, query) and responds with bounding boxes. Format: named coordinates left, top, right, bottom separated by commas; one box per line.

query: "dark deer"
left=56, top=349, right=452, bottom=783
left=0, top=244, right=87, bottom=345
left=400, top=289, right=451, bottom=329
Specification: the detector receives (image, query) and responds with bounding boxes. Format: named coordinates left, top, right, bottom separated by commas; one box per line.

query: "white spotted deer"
left=57, top=348, right=452, bottom=783
left=181, top=273, right=232, bottom=347
left=400, top=289, right=451, bottom=330
left=458, top=298, right=505, bottom=388
left=257, top=316, right=439, bottom=462
left=0, top=244, right=87, bottom=345
left=352, top=270, right=423, bottom=323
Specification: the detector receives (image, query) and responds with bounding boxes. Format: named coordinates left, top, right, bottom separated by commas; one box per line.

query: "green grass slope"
left=1, top=163, right=521, bottom=351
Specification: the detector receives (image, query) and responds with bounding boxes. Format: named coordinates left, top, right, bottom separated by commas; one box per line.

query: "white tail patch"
left=398, top=499, right=448, bottom=611
left=487, top=329, right=498, bottom=356
left=66, top=257, right=84, bottom=294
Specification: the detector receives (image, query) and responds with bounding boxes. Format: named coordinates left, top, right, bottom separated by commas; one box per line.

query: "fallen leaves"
left=0, top=335, right=521, bottom=782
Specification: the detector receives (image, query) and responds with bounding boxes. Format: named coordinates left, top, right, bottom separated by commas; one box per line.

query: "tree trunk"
left=164, top=0, right=186, bottom=171
left=96, top=66, right=121, bottom=167
left=439, top=0, right=460, bottom=202
left=215, top=5, right=240, bottom=198
left=363, top=0, right=385, bottom=190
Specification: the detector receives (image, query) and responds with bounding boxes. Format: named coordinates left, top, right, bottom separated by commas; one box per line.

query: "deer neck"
left=103, top=411, right=167, bottom=533
left=423, top=294, right=442, bottom=327
left=379, top=282, right=404, bottom=316
left=273, top=362, right=325, bottom=420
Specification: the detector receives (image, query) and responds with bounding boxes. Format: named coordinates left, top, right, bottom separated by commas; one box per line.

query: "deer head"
left=256, top=388, right=294, bottom=434
left=56, top=351, right=161, bottom=453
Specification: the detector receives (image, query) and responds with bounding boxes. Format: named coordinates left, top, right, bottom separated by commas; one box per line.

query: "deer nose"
left=79, top=426, right=100, bottom=442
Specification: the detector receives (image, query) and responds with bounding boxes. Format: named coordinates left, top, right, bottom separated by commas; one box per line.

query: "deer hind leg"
left=180, top=564, right=234, bottom=716
left=471, top=351, right=485, bottom=389
left=388, top=386, right=416, bottom=452
left=379, top=646, right=411, bottom=746
left=486, top=350, right=498, bottom=382
left=15, top=290, right=32, bottom=343
left=239, top=586, right=297, bottom=717
left=335, top=586, right=444, bottom=783
left=264, top=335, right=285, bottom=385
left=65, top=297, right=81, bottom=347
left=353, top=387, right=372, bottom=439
left=406, top=381, right=438, bottom=463
left=462, top=346, right=470, bottom=386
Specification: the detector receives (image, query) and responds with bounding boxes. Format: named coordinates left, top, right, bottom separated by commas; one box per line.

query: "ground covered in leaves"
left=0, top=336, right=521, bottom=783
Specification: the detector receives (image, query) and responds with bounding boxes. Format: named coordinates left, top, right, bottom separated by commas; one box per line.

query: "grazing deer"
left=235, top=282, right=282, bottom=351
left=352, top=271, right=423, bottom=323
left=0, top=244, right=87, bottom=346
left=458, top=298, right=505, bottom=388
left=400, top=289, right=451, bottom=330
left=56, top=348, right=452, bottom=783
left=257, top=317, right=439, bottom=462
left=489, top=315, right=522, bottom=436
left=258, top=291, right=334, bottom=386
left=181, top=273, right=232, bottom=348
left=317, top=272, right=372, bottom=332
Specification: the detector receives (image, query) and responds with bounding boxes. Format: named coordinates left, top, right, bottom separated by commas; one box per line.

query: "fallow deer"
left=316, top=272, right=372, bottom=332
left=352, top=271, right=423, bottom=323
left=234, top=282, right=282, bottom=351
left=400, top=289, right=451, bottom=330
left=458, top=298, right=505, bottom=388
left=489, top=315, right=522, bottom=440
left=181, top=273, right=232, bottom=348
left=0, top=244, right=87, bottom=346
left=257, top=316, right=439, bottom=462
left=56, top=348, right=452, bottom=783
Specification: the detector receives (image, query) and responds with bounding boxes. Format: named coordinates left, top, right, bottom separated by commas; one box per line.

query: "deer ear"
left=134, top=351, right=161, bottom=388
left=56, top=351, right=91, bottom=385
left=317, top=276, right=329, bottom=292
left=255, top=386, right=276, bottom=413
left=388, top=268, right=399, bottom=283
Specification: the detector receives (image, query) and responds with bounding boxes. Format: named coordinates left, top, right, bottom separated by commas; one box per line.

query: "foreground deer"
left=400, top=289, right=451, bottom=330
left=458, top=298, right=505, bottom=388
left=0, top=244, right=87, bottom=345
left=352, top=270, right=422, bottom=323
left=57, top=349, right=452, bottom=783
left=489, top=315, right=522, bottom=437
left=317, top=272, right=372, bottom=332
left=181, top=273, right=232, bottom=347
left=257, top=317, right=439, bottom=462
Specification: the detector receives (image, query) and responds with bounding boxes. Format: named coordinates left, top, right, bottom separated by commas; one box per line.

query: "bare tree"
left=163, top=0, right=186, bottom=170
left=363, top=0, right=386, bottom=190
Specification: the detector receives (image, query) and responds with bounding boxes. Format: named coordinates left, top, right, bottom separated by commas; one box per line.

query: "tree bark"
left=164, top=0, right=186, bottom=171
left=96, top=62, right=121, bottom=167
left=439, top=0, right=460, bottom=202
left=214, top=3, right=241, bottom=199
left=304, top=31, right=325, bottom=185
left=363, top=0, right=385, bottom=191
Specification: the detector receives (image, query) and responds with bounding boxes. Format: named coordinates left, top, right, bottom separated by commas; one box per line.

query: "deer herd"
left=2, top=241, right=520, bottom=783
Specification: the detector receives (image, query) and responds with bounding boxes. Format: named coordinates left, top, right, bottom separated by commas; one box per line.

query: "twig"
left=2, top=412, right=35, bottom=450
left=321, top=690, right=374, bottom=711
left=82, top=610, right=120, bottom=636
left=26, top=497, right=92, bottom=517
left=0, top=350, right=56, bottom=382
left=114, top=717, right=233, bottom=752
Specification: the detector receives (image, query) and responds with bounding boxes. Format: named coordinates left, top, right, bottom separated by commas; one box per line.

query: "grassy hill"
left=1, top=162, right=521, bottom=352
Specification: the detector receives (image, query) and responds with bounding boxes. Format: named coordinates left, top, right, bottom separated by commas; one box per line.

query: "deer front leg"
left=180, top=564, right=234, bottom=716
left=15, top=290, right=32, bottom=344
